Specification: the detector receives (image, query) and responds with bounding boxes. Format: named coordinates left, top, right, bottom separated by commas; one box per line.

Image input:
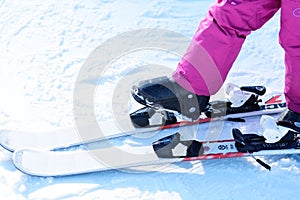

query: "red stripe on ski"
left=182, top=152, right=247, bottom=161
left=205, top=139, right=235, bottom=143
left=158, top=117, right=212, bottom=130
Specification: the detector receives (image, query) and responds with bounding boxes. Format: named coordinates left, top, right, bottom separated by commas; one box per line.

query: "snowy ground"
left=0, top=0, right=299, bottom=199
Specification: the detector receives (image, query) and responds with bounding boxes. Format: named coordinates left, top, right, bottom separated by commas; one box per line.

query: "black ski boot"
left=277, top=109, right=300, bottom=133
left=131, top=76, right=210, bottom=120
left=278, top=109, right=300, bottom=122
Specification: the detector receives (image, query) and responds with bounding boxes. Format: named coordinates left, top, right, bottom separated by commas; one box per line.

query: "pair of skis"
left=0, top=89, right=292, bottom=177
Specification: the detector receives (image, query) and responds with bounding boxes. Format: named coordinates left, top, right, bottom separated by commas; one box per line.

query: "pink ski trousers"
left=173, top=0, right=300, bottom=113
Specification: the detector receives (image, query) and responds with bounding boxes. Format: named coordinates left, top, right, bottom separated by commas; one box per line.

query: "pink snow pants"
left=173, top=0, right=300, bottom=113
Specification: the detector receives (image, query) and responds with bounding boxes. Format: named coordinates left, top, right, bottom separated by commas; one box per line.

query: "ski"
left=0, top=93, right=286, bottom=152
left=11, top=138, right=241, bottom=177
left=13, top=127, right=300, bottom=177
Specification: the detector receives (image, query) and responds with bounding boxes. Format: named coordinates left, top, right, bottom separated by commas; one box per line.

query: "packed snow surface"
left=0, top=0, right=298, bottom=199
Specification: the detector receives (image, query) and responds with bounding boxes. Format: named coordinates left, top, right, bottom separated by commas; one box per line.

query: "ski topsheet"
left=13, top=113, right=299, bottom=177
left=13, top=140, right=239, bottom=177
left=0, top=94, right=286, bottom=152
left=13, top=124, right=300, bottom=177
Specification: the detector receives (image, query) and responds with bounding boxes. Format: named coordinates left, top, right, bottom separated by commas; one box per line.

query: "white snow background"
left=0, top=0, right=299, bottom=199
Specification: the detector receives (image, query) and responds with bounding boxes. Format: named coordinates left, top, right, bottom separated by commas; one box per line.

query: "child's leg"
left=173, top=0, right=281, bottom=96
left=280, top=0, right=300, bottom=113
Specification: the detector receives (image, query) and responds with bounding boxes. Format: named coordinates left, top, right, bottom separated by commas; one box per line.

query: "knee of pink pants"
left=173, top=0, right=280, bottom=96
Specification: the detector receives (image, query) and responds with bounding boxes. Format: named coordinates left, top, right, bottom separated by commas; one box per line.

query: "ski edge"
left=13, top=140, right=300, bottom=177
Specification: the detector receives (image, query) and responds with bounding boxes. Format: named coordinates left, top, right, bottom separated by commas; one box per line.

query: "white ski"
left=0, top=94, right=286, bottom=152
left=13, top=135, right=300, bottom=177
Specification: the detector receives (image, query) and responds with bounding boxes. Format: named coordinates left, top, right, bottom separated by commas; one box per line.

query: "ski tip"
left=12, top=149, right=23, bottom=165
left=12, top=149, right=26, bottom=174
left=0, top=130, right=15, bottom=152
left=12, top=149, right=45, bottom=177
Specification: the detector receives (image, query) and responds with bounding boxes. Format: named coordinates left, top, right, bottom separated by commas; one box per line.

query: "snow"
left=0, top=0, right=298, bottom=199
